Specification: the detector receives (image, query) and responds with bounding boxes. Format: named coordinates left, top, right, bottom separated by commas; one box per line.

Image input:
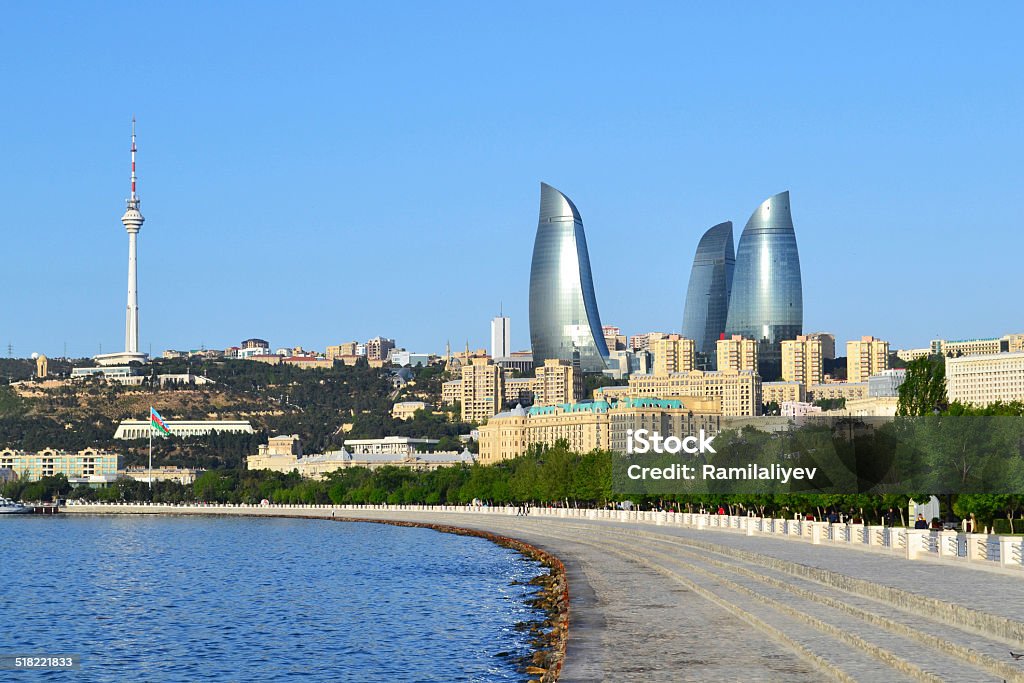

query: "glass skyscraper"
left=681, top=221, right=735, bottom=368
left=725, top=191, right=803, bottom=378
left=529, top=183, right=610, bottom=372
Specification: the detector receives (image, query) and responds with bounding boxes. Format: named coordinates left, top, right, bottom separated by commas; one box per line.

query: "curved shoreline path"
left=64, top=505, right=1024, bottom=682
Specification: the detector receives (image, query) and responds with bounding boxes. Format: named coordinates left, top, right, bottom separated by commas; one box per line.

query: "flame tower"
left=528, top=182, right=610, bottom=372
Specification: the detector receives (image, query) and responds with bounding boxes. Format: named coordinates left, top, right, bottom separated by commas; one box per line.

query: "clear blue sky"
left=2, top=3, right=1022, bottom=359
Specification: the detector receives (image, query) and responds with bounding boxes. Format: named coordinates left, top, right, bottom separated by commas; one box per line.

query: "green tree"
left=897, top=356, right=947, bottom=416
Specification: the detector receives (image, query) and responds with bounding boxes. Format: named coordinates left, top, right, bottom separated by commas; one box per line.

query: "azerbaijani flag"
left=150, top=407, right=171, bottom=436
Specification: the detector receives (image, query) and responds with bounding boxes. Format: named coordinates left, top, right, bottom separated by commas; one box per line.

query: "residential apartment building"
left=629, top=332, right=669, bottom=353
left=460, top=358, right=503, bottom=423
left=716, top=335, right=758, bottom=373
left=807, top=382, right=869, bottom=402
left=503, top=377, right=538, bottom=406
left=847, top=336, right=890, bottom=382
left=534, top=359, right=584, bottom=406
left=441, top=379, right=462, bottom=407
left=0, top=448, right=121, bottom=483
left=366, top=336, right=396, bottom=362
left=781, top=335, right=824, bottom=387
left=804, top=332, right=837, bottom=360
left=241, top=338, right=270, bottom=351
left=602, top=326, right=627, bottom=352
left=652, top=335, right=696, bottom=376
left=762, top=381, right=806, bottom=406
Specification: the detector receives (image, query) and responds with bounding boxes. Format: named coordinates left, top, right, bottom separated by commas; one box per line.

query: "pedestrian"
left=914, top=514, right=928, bottom=530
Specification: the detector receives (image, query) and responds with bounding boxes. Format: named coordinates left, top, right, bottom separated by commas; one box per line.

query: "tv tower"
left=122, top=117, right=144, bottom=356
left=93, top=118, right=150, bottom=367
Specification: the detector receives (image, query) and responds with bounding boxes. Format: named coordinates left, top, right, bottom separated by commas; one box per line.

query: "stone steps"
left=533, top=523, right=1019, bottom=682
left=531, top=524, right=921, bottom=681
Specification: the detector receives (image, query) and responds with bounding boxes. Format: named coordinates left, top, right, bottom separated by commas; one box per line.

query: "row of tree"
left=8, top=442, right=1023, bottom=530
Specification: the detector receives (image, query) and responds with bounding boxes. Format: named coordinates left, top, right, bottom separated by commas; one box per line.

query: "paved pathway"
left=65, top=506, right=1024, bottom=682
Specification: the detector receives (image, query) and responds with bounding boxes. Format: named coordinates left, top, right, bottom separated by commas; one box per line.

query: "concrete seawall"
left=63, top=504, right=1024, bottom=682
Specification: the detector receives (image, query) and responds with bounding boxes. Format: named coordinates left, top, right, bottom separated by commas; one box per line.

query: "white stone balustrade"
left=61, top=502, right=1024, bottom=571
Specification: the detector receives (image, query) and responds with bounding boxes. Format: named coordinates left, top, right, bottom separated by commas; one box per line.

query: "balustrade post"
left=999, top=537, right=1023, bottom=568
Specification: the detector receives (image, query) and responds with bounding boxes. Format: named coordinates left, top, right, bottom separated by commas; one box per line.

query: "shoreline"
left=56, top=507, right=569, bottom=683
left=332, top=516, right=568, bottom=682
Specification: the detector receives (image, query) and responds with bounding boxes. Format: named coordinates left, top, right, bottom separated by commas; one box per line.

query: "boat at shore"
left=0, top=497, right=32, bottom=514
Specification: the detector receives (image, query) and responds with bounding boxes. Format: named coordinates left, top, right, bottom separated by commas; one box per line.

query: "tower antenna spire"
left=129, top=116, right=138, bottom=205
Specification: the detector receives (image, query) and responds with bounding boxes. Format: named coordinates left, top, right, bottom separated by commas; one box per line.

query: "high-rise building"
left=629, top=332, right=670, bottom=353
left=847, top=336, right=890, bottom=382
left=460, top=357, right=503, bottom=423
left=804, top=332, right=836, bottom=360
left=366, top=336, right=396, bottom=362
left=491, top=316, right=511, bottom=359
left=781, top=335, right=824, bottom=387
left=681, top=221, right=734, bottom=368
left=716, top=335, right=758, bottom=373
left=534, top=358, right=584, bottom=406
left=651, top=335, right=696, bottom=376
left=602, top=326, right=626, bottom=353
left=95, top=119, right=149, bottom=367
left=725, top=191, right=803, bottom=379
left=529, top=183, right=610, bottom=372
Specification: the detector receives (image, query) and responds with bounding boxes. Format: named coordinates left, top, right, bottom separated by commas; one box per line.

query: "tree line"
left=8, top=443, right=1024, bottom=531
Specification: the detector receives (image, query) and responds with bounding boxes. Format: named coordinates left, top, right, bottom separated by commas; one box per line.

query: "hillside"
left=0, top=358, right=465, bottom=469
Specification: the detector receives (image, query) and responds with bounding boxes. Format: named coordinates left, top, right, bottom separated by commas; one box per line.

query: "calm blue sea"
left=0, top=516, right=545, bottom=682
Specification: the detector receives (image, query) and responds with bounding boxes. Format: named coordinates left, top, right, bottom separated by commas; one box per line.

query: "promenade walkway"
left=64, top=504, right=1024, bottom=682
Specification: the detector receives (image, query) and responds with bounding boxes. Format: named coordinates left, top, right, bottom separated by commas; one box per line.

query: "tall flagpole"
left=148, top=407, right=153, bottom=490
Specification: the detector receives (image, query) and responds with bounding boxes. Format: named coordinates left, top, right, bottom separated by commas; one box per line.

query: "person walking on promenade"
left=914, top=514, right=929, bottom=529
